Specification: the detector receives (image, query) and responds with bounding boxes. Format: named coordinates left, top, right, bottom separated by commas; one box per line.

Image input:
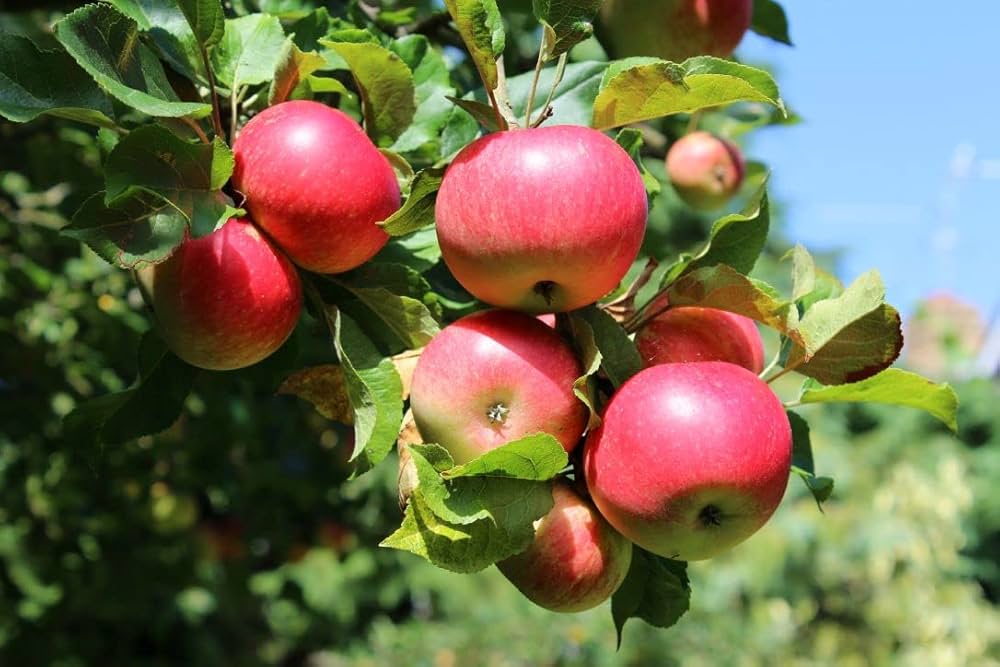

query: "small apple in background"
left=666, top=131, right=745, bottom=211
left=138, top=218, right=302, bottom=371
left=600, top=0, right=753, bottom=62
left=409, top=310, right=587, bottom=464
left=497, top=481, right=633, bottom=612
left=636, top=298, right=765, bottom=373
left=584, top=361, right=791, bottom=561
left=232, top=100, right=400, bottom=274
left=435, top=125, right=648, bottom=313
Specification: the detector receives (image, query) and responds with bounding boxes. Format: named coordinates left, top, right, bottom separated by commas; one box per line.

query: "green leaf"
left=786, top=271, right=903, bottom=384
left=211, top=14, right=288, bottom=91
left=443, top=0, right=505, bottom=90
left=54, top=4, right=211, bottom=118
left=786, top=411, right=833, bottom=510
left=662, top=187, right=771, bottom=285
left=0, top=33, right=115, bottom=126
left=379, top=168, right=444, bottom=237
left=323, top=40, right=416, bottom=147
left=177, top=0, right=225, bottom=49
left=65, top=331, right=198, bottom=446
left=665, top=264, right=800, bottom=336
left=389, top=35, right=458, bottom=155
left=330, top=308, right=404, bottom=474
left=785, top=244, right=816, bottom=302
left=798, top=369, right=959, bottom=432
left=381, top=437, right=564, bottom=572
left=268, top=41, right=327, bottom=105
left=409, top=443, right=455, bottom=472
left=614, top=128, right=661, bottom=199
left=567, top=314, right=603, bottom=430
left=62, top=192, right=188, bottom=269
left=570, top=306, right=642, bottom=389
left=532, top=0, right=601, bottom=59
left=107, top=0, right=205, bottom=83
left=335, top=285, right=440, bottom=350
left=592, top=56, right=784, bottom=130
left=800, top=266, right=844, bottom=312
left=610, top=549, right=689, bottom=647
left=103, top=125, right=235, bottom=237
left=751, top=0, right=793, bottom=46
left=445, top=433, right=568, bottom=480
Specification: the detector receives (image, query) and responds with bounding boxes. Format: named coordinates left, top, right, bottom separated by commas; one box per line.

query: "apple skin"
left=600, top=0, right=753, bottom=62
left=497, top=481, right=633, bottom=612
left=138, top=218, right=302, bottom=371
left=435, top=126, right=648, bottom=313
left=666, top=131, right=745, bottom=210
left=584, top=362, right=791, bottom=561
left=409, top=310, right=587, bottom=464
left=232, top=100, right=400, bottom=274
left=636, top=301, right=765, bottom=373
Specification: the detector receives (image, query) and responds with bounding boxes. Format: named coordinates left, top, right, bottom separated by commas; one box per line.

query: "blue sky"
left=737, top=2, right=1000, bottom=321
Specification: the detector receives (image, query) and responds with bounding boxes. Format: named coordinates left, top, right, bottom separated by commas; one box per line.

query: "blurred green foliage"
left=2, top=4, right=999, bottom=666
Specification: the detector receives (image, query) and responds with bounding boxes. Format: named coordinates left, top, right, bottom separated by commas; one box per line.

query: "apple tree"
left=0, top=0, right=963, bottom=654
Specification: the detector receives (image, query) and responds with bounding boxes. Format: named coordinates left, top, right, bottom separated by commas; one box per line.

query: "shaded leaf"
left=55, top=4, right=211, bottom=118
left=751, top=0, right=793, bottom=46
left=269, top=41, right=327, bottom=105
left=277, top=364, right=353, bottom=423
left=611, top=549, right=689, bottom=647
left=614, top=128, right=661, bottom=199
left=570, top=306, right=641, bottom=389
left=379, top=167, right=445, bottom=237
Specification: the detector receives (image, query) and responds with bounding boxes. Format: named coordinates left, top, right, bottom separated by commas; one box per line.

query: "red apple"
left=666, top=131, right=745, bottom=210
left=497, top=481, right=632, bottom=612
left=138, top=218, right=302, bottom=371
left=232, top=100, right=400, bottom=274
left=435, top=126, right=648, bottom=313
left=409, top=310, right=587, bottom=464
left=636, top=299, right=764, bottom=373
left=600, top=0, right=753, bottom=62
left=584, top=362, right=791, bottom=561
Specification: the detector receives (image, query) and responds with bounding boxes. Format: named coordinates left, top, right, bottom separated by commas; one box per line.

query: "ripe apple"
left=435, top=126, right=648, bottom=313
left=636, top=299, right=765, bottom=373
left=138, top=218, right=302, bottom=371
left=497, top=481, right=633, bottom=612
left=600, top=0, right=753, bottom=62
left=584, top=362, right=791, bottom=561
left=409, top=309, right=587, bottom=464
left=232, top=100, right=400, bottom=274
left=666, top=131, right=745, bottom=210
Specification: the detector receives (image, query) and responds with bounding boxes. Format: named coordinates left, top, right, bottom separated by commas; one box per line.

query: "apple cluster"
left=407, top=134, right=789, bottom=611
left=139, top=100, right=402, bottom=370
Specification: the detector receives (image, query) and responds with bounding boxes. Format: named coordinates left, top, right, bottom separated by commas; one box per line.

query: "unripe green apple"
left=600, top=0, right=753, bottom=62
left=636, top=300, right=765, bottom=373
left=409, top=310, right=587, bottom=464
left=138, top=218, right=301, bottom=371
left=497, top=481, right=633, bottom=612
left=584, top=362, right=791, bottom=561
left=666, top=131, right=745, bottom=210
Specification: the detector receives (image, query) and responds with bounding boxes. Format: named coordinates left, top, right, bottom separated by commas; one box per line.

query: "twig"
left=181, top=117, right=210, bottom=144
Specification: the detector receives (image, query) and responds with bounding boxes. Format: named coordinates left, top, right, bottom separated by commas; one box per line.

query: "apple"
left=497, top=481, right=633, bottom=612
left=232, top=100, right=400, bottom=274
left=584, top=362, right=791, bottom=561
left=600, top=0, right=753, bottom=62
left=636, top=299, right=765, bottom=373
left=435, top=126, right=648, bottom=313
left=138, top=218, right=302, bottom=371
left=666, top=131, right=745, bottom=210
left=409, top=309, right=587, bottom=464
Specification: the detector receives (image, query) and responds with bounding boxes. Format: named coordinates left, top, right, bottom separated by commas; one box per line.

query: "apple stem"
left=180, top=117, right=210, bottom=145
left=698, top=504, right=723, bottom=527
left=532, top=53, right=568, bottom=129
left=197, top=43, right=225, bottom=140
left=759, top=345, right=784, bottom=380
left=524, top=48, right=546, bottom=127
left=533, top=280, right=557, bottom=306
left=685, top=110, right=703, bottom=135
left=605, top=257, right=659, bottom=324
left=764, top=365, right=796, bottom=385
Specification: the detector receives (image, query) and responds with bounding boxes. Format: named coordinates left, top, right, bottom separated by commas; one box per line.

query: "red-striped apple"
left=409, top=310, right=587, bottom=464
left=435, top=126, right=647, bottom=313
left=667, top=131, right=745, bottom=210
left=584, top=362, right=791, bottom=561
left=497, top=481, right=632, bottom=612
left=232, top=100, right=400, bottom=274
left=139, top=218, right=301, bottom=371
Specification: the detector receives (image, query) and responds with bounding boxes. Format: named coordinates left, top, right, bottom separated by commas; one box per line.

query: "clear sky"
left=737, top=2, right=1000, bottom=321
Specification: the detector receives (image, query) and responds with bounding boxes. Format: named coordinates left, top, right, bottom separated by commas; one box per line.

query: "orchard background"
left=1, top=1, right=999, bottom=666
